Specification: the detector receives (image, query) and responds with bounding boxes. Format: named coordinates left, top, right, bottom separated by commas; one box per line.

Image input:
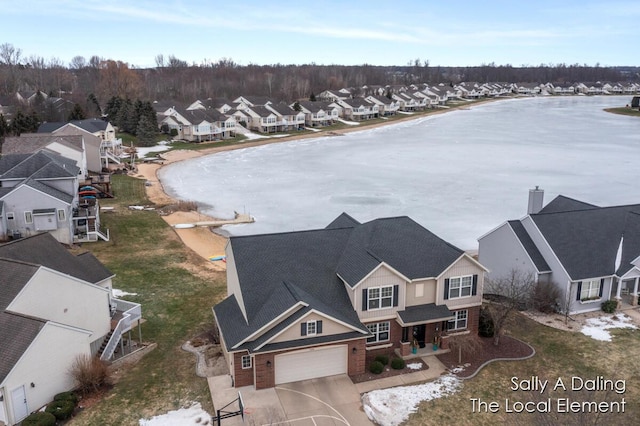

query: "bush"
left=169, top=128, right=178, bottom=137
left=21, top=411, right=57, bottom=426
left=533, top=281, right=561, bottom=313
left=46, top=399, right=75, bottom=420
left=54, top=391, right=78, bottom=404
left=369, top=360, right=384, bottom=374
left=374, top=354, right=389, bottom=365
left=391, top=357, right=406, bottom=370
left=478, top=307, right=495, bottom=337
left=69, top=354, right=110, bottom=395
left=601, top=299, right=617, bottom=314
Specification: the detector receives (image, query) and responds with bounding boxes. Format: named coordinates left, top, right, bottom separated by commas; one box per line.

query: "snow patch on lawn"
left=362, top=375, right=461, bottom=426
left=139, top=403, right=211, bottom=425
left=136, top=141, right=170, bottom=158
left=112, top=289, right=138, bottom=298
left=580, top=315, right=636, bottom=341
left=406, top=362, right=423, bottom=370
left=336, top=118, right=360, bottom=125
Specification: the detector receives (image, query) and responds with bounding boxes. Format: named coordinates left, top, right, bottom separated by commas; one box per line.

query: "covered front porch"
left=396, top=303, right=455, bottom=357
left=612, top=274, right=640, bottom=307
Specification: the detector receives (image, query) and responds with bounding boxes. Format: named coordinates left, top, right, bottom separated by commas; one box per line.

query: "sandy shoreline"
left=132, top=99, right=501, bottom=267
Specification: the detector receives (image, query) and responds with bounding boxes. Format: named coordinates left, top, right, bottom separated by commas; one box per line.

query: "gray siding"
left=478, top=222, right=538, bottom=281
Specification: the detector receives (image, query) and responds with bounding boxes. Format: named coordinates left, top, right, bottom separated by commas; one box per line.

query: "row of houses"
left=214, top=188, right=640, bottom=390
left=156, top=81, right=640, bottom=140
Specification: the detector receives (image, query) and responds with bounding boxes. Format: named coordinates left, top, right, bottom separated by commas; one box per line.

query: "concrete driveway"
left=208, top=374, right=372, bottom=426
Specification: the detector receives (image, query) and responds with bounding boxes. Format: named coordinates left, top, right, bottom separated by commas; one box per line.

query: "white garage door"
left=275, top=345, right=347, bottom=384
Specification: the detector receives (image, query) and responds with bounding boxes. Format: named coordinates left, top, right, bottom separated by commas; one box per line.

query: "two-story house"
left=0, top=233, right=142, bottom=425
left=212, top=213, right=487, bottom=389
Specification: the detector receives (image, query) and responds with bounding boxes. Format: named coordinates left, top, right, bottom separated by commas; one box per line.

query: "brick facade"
left=232, top=351, right=254, bottom=387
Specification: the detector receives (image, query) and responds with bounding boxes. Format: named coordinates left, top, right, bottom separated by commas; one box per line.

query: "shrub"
left=54, top=391, right=78, bottom=404
left=391, top=357, right=406, bottom=370
left=46, top=399, right=75, bottom=420
left=374, top=354, right=389, bottom=365
left=478, top=307, right=495, bottom=337
left=532, top=281, right=561, bottom=313
left=21, top=412, right=56, bottom=426
left=169, top=128, right=178, bottom=137
left=369, top=360, right=384, bottom=374
left=69, top=353, right=110, bottom=395
left=601, top=299, right=617, bottom=314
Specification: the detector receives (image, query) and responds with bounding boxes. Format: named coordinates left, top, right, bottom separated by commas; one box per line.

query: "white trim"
left=366, top=284, right=395, bottom=310
left=241, top=354, right=252, bottom=369
left=352, top=261, right=411, bottom=289
left=522, top=215, right=573, bottom=280
left=365, top=343, right=393, bottom=351
left=253, top=309, right=368, bottom=351
left=621, top=266, right=640, bottom=280
left=232, top=301, right=308, bottom=349
left=506, top=221, right=551, bottom=273
left=436, top=253, right=488, bottom=280
left=248, top=336, right=365, bottom=356
left=4, top=182, right=73, bottom=207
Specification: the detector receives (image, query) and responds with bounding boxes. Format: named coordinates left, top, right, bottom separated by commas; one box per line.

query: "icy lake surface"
left=159, top=96, right=640, bottom=250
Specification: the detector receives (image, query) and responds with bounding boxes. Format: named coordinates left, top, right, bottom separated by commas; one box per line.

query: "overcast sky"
left=2, top=0, right=638, bottom=68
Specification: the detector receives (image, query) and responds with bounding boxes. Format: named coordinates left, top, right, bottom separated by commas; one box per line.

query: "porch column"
left=615, top=278, right=622, bottom=309
left=632, top=277, right=639, bottom=306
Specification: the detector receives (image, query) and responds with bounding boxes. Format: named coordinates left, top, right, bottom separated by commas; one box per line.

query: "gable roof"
left=0, top=151, right=79, bottom=181
left=214, top=214, right=467, bottom=351
left=530, top=204, right=640, bottom=279
left=38, top=118, right=109, bottom=134
left=538, top=195, right=598, bottom=214
left=1, top=134, right=84, bottom=156
left=336, top=217, right=464, bottom=286
left=507, top=220, right=551, bottom=273
left=0, top=311, right=45, bottom=383
left=0, top=233, right=113, bottom=284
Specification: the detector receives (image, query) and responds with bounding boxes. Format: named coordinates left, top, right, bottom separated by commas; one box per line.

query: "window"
left=368, top=285, right=394, bottom=310
left=24, top=211, right=33, bottom=224
left=57, top=209, right=66, bottom=221
left=7, top=212, right=14, bottom=220
left=447, top=275, right=473, bottom=299
left=447, top=310, right=468, bottom=331
left=415, top=283, right=424, bottom=298
left=580, top=279, right=601, bottom=301
left=241, top=355, right=252, bottom=369
left=366, top=322, right=390, bottom=343
left=300, top=320, right=322, bottom=336
left=306, top=321, right=316, bottom=336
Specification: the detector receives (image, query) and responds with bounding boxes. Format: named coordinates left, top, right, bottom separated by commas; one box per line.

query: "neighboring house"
left=0, top=233, right=142, bottom=425
left=478, top=188, right=640, bottom=314
left=37, top=119, right=123, bottom=170
left=333, top=98, right=379, bottom=121
left=2, top=134, right=88, bottom=178
left=157, top=106, right=235, bottom=141
left=213, top=213, right=487, bottom=389
left=48, top=124, right=104, bottom=173
left=364, top=95, right=400, bottom=116
left=317, top=90, right=351, bottom=102
left=265, top=103, right=306, bottom=131
left=0, top=151, right=108, bottom=243
left=292, top=101, right=340, bottom=127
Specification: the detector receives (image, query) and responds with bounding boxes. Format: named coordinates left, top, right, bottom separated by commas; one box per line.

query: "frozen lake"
left=160, top=96, right=640, bottom=250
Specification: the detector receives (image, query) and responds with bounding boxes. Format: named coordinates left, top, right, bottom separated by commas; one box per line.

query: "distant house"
left=213, top=213, right=487, bottom=389
left=0, top=233, right=142, bottom=425
left=292, top=101, right=340, bottom=127
left=157, top=106, right=235, bottom=141
left=37, top=119, right=123, bottom=170
left=364, top=95, right=400, bottom=116
left=478, top=188, right=640, bottom=314
left=332, top=98, right=379, bottom=121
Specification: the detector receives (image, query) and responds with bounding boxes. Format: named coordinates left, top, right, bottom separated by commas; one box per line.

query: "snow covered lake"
left=159, top=96, right=640, bottom=250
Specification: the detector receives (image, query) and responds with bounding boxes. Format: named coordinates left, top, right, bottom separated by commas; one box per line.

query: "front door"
left=413, top=324, right=426, bottom=348
left=11, top=385, right=28, bottom=423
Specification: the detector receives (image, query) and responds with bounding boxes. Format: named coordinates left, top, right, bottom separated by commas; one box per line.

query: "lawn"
left=69, top=175, right=226, bottom=425
left=405, top=313, right=640, bottom=425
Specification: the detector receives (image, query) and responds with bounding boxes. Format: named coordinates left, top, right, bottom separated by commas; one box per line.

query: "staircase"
left=97, top=330, right=115, bottom=358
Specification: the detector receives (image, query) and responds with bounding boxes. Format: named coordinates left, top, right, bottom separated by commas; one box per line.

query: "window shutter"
left=599, top=279, right=604, bottom=297
left=393, top=285, right=399, bottom=307
left=362, top=288, right=368, bottom=311
left=576, top=281, right=582, bottom=301
left=317, top=320, right=323, bottom=334
left=472, top=275, right=478, bottom=296
left=444, top=279, right=450, bottom=300
left=301, top=323, right=307, bottom=336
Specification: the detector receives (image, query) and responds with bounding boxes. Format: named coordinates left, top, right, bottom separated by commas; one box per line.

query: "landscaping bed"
left=350, top=358, right=428, bottom=383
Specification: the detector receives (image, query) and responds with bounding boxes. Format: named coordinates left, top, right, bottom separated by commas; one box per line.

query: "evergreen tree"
left=68, top=103, right=86, bottom=121
left=136, top=115, right=157, bottom=146
left=293, top=101, right=301, bottom=111
left=104, top=96, right=123, bottom=119
left=0, top=114, right=8, bottom=138
left=309, top=92, right=316, bottom=101
left=86, top=93, right=102, bottom=116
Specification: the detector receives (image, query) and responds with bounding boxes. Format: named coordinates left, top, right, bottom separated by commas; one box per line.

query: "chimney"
left=528, top=186, right=544, bottom=214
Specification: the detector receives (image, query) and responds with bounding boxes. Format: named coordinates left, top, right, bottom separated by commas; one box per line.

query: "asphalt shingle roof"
left=214, top=214, right=466, bottom=352
left=397, top=303, right=454, bottom=325
left=0, top=233, right=113, bottom=284
left=531, top=204, right=640, bottom=280
left=538, top=195, right=598, bottom=214
left=507, top=220, right=551, bottom=273
left=0, top=312, right=45, bottom=383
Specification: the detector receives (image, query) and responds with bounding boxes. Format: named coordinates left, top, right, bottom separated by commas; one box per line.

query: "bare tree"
left=448, top=333, right=482, bottom=364
left=484, top=269, right=535, bottom=345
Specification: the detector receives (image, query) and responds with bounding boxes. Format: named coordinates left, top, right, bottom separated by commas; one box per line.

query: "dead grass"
left=405, top=313, right=640, bottom=425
